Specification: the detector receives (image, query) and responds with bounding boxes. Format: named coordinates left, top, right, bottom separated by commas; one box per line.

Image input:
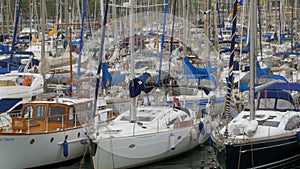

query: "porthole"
left=65, top=135, right=68, bottom=140
left=177, top=136, right=182, bottom=140
left=30, top=139, right=35, bottom=144
left=129, top=144, right=135, bottom=148
left=78, top=132, right=81, bottom=137
left=50, top=137, right=54, bottom=142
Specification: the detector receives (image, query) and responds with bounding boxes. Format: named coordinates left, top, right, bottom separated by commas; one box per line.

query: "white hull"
left=93, top=126, right=202, bottom=169
left=0, top=128, right=87, bottom=169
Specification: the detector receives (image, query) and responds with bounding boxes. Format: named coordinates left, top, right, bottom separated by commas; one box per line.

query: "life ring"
left=24, top=76, right=33, bottom=86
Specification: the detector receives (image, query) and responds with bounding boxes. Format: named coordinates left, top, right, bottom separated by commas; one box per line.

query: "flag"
left=154, top=38, right=158, bottom=49
left=109, top=18, right=115, bottom=23
left=136, top=22, right=141, bottom=29
left=230, top=0, right=243, bottom=15
left=49, top=27, right=57, bottom=36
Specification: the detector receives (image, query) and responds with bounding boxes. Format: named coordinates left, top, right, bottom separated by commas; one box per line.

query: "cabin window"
left=23, top=105, right=33, bottom=118
left=120, top=116, right=130, bottom=121
left=258, top=98, right=275, bottom=109
left=49, top=106, right=66, bottom=122
left=35, top=106, right=46, bottom=120
left=276, top=99, right=294, bottom=110
left=168, top=117, right=179, bottom=125
left=285, top=116, right=300, bottom=130
left=69, top=107, right=74, bottom=121
left=137, top=116, right=154, bottom=122
left=180, top=115, right=187, bottom=121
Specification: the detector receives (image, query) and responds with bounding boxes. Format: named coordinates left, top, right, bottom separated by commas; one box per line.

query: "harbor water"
left=43, top=143, right=300, bottom=169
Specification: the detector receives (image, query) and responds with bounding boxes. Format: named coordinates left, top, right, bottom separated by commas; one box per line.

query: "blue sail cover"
left=101, top=63, right=112, bottom=89
left=256, top=61, right=288, bottom=82
left=0, top=98, right=22, bottom=113
left=272, top=52, right=300, bottom=57
left=0, top=44, right=9, bottom=52
left=129, top=72, right=151, bottom=98
left=183, top=57, right=217, bottom=75
left=101, top=63, right=126, bottom=89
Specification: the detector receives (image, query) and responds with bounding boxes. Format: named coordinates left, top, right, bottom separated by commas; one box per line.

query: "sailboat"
left=211, top=0, right=300, bottom=168
left=0, top=0, right=115, bottom=168
left=0, top=70, right=44, bottom=114
left=82, top=0, right=213, bottom=169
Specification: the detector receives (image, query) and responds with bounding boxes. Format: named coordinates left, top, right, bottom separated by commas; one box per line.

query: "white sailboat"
left=0, top=71, right=44, bottom=114
left=211, top=1, right=300, bottom=168
left=0, top=0, right=112, bottom=168
left=83, top=0, right=213, bottom=168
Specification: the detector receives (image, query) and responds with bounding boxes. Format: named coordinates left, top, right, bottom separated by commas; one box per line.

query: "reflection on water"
left=55, top=142, right=300, bottom=169
left=135, top=145, right=219, bottom=169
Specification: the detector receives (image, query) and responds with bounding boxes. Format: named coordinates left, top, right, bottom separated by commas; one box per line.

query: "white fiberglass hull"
left=93, top=126, right=201, bottom=169
left=0, top=128, right=87, bottom=169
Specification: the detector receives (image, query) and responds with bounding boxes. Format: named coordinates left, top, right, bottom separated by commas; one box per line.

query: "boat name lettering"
left=0, top=138, right=15, bottom=142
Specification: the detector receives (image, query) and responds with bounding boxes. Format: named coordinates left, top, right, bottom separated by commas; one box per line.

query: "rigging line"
left=55, top=0, right=61, bottom=57
left=92, top=0, right=109, bottom=117
left=278, top=1, right=282, bottom=45
left=157, top=0, right=169, bottom=87
left=216, top=0, right=223, bottom=41
left=257, top=0, right=263, bottom=60
left=165, top=0, right=177, bottom=98
left=86, top=1, right=93, bottom=40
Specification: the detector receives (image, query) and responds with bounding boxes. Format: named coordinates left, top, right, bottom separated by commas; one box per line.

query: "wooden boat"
left=0, top=97, right=93, bottom=169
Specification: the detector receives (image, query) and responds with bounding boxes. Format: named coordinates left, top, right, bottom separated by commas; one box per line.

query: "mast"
left=129, top=0, right=136, bottom=122
left=1, top=0, right=3, bottom=37
left=249, top=0, right=257, bottom=120
left=224, top=0, right=237, bottom=137
left=40, top=0, right=50, bottom=93
left=77, top=0, right=87, bottom=76
left=9, top=0, right=22, bottom=73
left=257, top=0, right=263, bottom=60
left=167, top=0, right=177, bottom=82
left=112, top=0, right=117, bottom=44
left=291, top=0, right=294, bottom=51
